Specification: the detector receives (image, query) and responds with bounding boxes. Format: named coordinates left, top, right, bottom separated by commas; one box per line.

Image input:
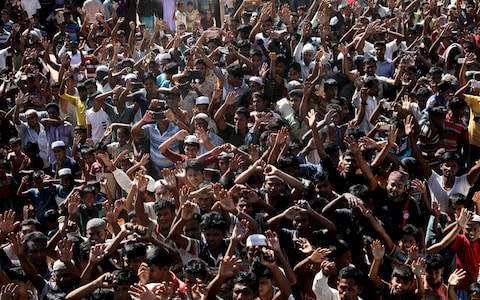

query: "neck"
left=442, top=175, right=455, bottom=187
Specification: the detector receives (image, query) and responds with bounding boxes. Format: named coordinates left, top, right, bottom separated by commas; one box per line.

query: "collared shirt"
left=376, top=59, right=395, bottom=78
left=143, top=122, right=180, bottom=169
left=212, top=67, right=249, bottom=100
left=0, top=30, right=10, bottom=46
left=45, top=121, right=74, bottom=163
left=198, top=131, right=224, bottom=155
left=15, top=121, right=49, bottom=167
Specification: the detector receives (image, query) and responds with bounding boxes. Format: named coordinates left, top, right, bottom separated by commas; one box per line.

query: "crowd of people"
left=2, top=0, right=480, bottom=299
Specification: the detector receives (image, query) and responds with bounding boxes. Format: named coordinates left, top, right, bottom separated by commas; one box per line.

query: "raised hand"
left=0, top=210, right=19, bottom=235
left=0, top=283, right=19, bottom=300
left=232, top=219, right=249, bottom=242
left=387, top=124, right=398, bottom=146
left=456, top=208, right=471, bottom=229
left=344, top=136, right=360, bottom=155
left=6, top=233, right=24, bottom=257
left=411, top=179, right=427, bottom=195
left=405, top=114, right=415, bottom=136
left=371, top=240, right=385, bottom=261
left=181, top=201, right=196, bottom=221
left=160, top=168, right=177, bottom=191
left=448, top=269, right=467, bottom=286
left=129, top=284, right=158, bottom=300
left=89, top=243, right=107, bottom=264
left=306, top=109, right=318, bottom=129
left=57, top=238, right=73, bottom=263
left=218, top=256, right=241, bottom=279
left=309, top=247, right=332, bottom=263
left=296, top=237, right=314, bottom=254
left=412, top=257, right=426, bottom=277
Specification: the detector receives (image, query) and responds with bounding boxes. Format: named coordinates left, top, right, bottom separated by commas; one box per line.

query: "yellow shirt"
left=464, top=94, right=480, bottom=146
left=60, top=93, right=87, bottom=127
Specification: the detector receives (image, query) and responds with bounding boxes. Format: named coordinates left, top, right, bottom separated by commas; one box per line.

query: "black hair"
left=470, top=282, right=480, bottom=295
left=440, top=152, right=461, bottom=164
left=186, top=159, right=205, bottom=172
left=429, top=66, right=443, bottom=76
left=277, top=154, right=300, bottom=171
left=449, top=193, right=467, bottom=207
left=79, top=240, right=97, bottom=262
left=338, top=266, right=365, bottom=286
left=200, top=212, right=227, bottom=232
left=24, top=142, right=40, bottom=155
left=437, top=80, right=453, bottom=93
left=183, top=259, right=208, bottom=278
left=373, top=40, right=386, bottom=48
left=153, top=198, right=176, bottom=214
left=313, top=172, right=330, bottom=184
left=143, top=72, right=157, bottom=83
left=145, top=246, right=172, bottom=267
left=46, top=102, right=60, bottom=113
left=275, top=54, right=288, bottom=66
left=349, top=184, right=371, bottom=203
left=363, top=76, right=378, bottom=88
left=288, top=62, right=302, bottom=73
left=425, top=254, right=444, bottom=273
left=391, top=264, right=414, bottom=281
left=235, top=106, right=249, bottom=118
left=234, top=272, right=259, bottom=293
left=24, top=232, right=47, bottom=246
left=344, top=127, right=365, bottom=139
left=416, top=87, right=432, bottom=99
left=400, top=224, right=419, bottom=239
left=194, top=58, right=207, bottom=67
left=20, top=218, right=41, bottom=230
left=123, top=241, right=147, bottom=259
left=9, top=137, right=21, bottom=145
left=324, top=142, right=340, bottom=156
left=363, top=57, right=376, bottom=65
left=111, top=269, right=136, bottom=285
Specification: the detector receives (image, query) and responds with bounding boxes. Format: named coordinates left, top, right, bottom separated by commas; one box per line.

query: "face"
left=117, top=129, right=128, bottom=145
left=391, top=277, right=411, bottom=295
left=289, top=96, right=302, bottom=113
left=186, top=169, right=204, bottom=187
left=124, top=255, right=145, bottom=273
left=426, top=268, right=444, bottom=286
left=144, top=78, right=157, bottom=94
left=87, top=226, right=107, bottom=243
left=293, top=214, right=310, bottom=233
left=440, top=161, right=459, bottom=177
left=47, top=107, right=59, bottom=119
left=364, top=62, right=376, bottom=75
left=258, top=277, right=272, bottom=297
left=156, top=208, right=174, bottom=230
left=60, top=175, right=73, bottom=188
left=218, top=158, right=230, bottom=174
left=83, top=192, right=96, bottom=207
left=194, top=63, right=207, bottom=78
left=253, top=97, right=267, bottom=112
left=234, top=113, right=248, bottom=131
left=25, top=112, right=38, bottom=127
left=197, top=195, right=214, bottom=212
left=184, top=144, right=199, bottom=159
left=233, top=283, right=256, bottom=300
left=26, top=241, right=47, bottom=266
left=53, top=147, right=66, bottom=161
left=342, top=155, right=357, bottom=174
left=315, top=180, right=333, bottom=198
left=398, top=234, right=417, bottom=253
left=264, top=178, right=284, bottom=196
left=196, top=104, right=209, bottom=114
left=203, top=228, right=224, bottom=250
left=386, top=178, right=406, bottom=200
left=337, top=278, right=360, bottom=300
left=54, top=269, right=76, bottom=290
left=466, top=222, right=480, bottom=241
left=374, top=46, right=385, bottom=60
left=194, top=119, right=208, bottom=131
left=149, top=265, right=169, bottom=282
left=237, top=199, right=255, bottom=216
left=183, top=219, right=201, bottom=240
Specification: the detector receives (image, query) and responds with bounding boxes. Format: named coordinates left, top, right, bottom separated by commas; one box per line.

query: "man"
left=215, top=98, right=250, bottom=147
left=192, top=113, right=224, bottom=155
left=42, top=103, right=74, bottom=164
left=373, top=40, right=395, bottom=78
left=82, top=0, right=104, bottom=24
left=313, top=266, right=365, bottom=300
left=50, top=141, right=81, bottom=178
left=85, top=95, right=110, bottom=144
left=14, top=108, right=49, bottom=168
left=131, top=105, right=180, bottom=176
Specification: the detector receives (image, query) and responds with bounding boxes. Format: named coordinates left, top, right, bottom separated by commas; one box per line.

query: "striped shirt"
left=143, top=122, right=180, bottom=170
left=418, top=119, right=442, bottom=169
left=443, top=111, right=468, bottom=153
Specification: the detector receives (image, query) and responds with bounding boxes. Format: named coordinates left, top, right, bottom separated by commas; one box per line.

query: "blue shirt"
left=24, top=186, right=57, bottom=223
left=143, top=122, right=180, bottom=169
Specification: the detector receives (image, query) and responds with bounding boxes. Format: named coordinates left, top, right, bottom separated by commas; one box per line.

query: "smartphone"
left=457, top=57, right=466, bottom=64
left=131, top=82, right=144, bottom=92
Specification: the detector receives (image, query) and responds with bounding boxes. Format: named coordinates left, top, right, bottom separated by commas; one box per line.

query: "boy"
left=424, top=254, right=448, bottom=299
left=313, top=265, right=365, bottom=300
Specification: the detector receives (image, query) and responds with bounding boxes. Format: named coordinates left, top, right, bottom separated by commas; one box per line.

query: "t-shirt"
left=60, top=93, right=87, bottom=126
left=464, top=95, right=480, bottom=146
left=451, top=234, right=480, bottom=290
left=85, top=108, right=110, bottom=144
left=428, top=170, right=471, bottom=212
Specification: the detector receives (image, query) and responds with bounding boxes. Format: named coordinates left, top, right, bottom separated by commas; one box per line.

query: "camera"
left=189, top=70, right=202, bottom=80
left=153, top=112, right=165, bottom=120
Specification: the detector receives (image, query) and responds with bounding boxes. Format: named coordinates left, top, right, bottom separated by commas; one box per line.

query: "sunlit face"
left=203, top=228, right=224, bottom=250
left=391, top=277, right=411, bottom=295
left=440, top=161, right=459, bottom=178
left=466, top=222, right=480, bottom=241
left=184, top=144, right=199, bottom=159
left=233, top=283, right=256, bottom=300
left=264, top=178, right=283, bottom=196
left=386, top=179, right=406, bottom=200
left=398, top=234, right=416, bottom=253
left=156, top=208, right=174, bottom=230
left=87, top=226, right=107, bottom=243
left=425, top=268, right=444, bottom=286
left=234, top=113, right=248, bottom=131
left=186, top=169, right=204, bottom=187
left=337, top=278, right=360, bottom=300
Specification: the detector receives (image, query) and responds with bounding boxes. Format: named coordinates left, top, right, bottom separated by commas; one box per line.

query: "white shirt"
left=364, top=39, right=407, bottom=61
left=82, top=0, right=104, bottom=24
left=313, top=270, right=363, bottom=300
left=428, top=170, right=472, bottom=212
left=21, top=0, right=41, bottom=18
left=352, top=94, right=377, bottom=134
left=85, top=108, right=110, bottom=144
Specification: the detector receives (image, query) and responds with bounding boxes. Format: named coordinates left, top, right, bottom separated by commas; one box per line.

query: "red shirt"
left=451, top=234, right=480, bottom=290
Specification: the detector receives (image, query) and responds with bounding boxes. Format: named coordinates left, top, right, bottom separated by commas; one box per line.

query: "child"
left=424, top=254, right=448, bottom=299
left=369, top=240, right=425, bottom=299
left=313, top=265, right=365, bottom=300
left=185, top=1, right=199, bottom=32
left=107, top=127, right=133, bottom=161
left=7, top=137, right=29, bottom=180
left=174, top=2, right=187, bottom=33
